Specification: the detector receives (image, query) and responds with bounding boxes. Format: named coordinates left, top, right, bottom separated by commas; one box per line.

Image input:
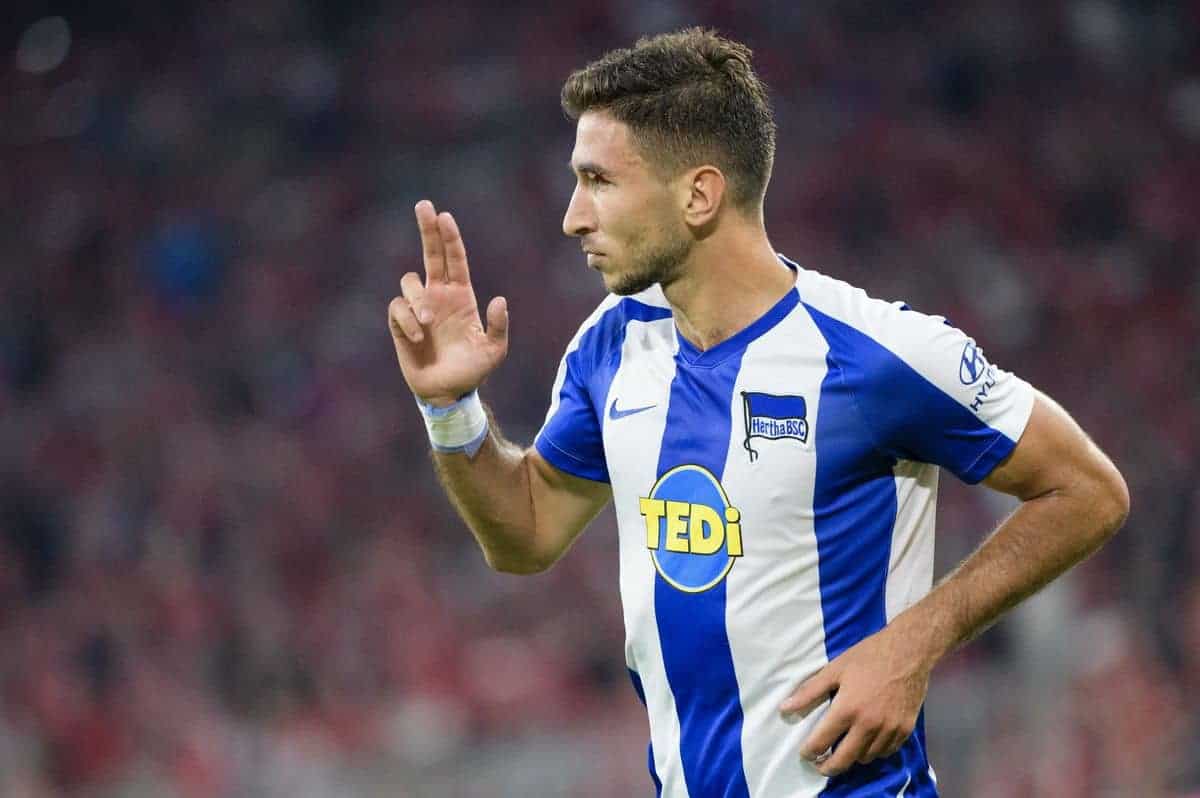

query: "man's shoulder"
left=788, top=260, right=968, bottom=374
left=788, top=258, right=974, bottom=386
left=790, top=260, right=926, bottom=338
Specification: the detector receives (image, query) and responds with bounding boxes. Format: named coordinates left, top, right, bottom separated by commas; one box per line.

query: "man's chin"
left=604, top=269, right=658, bottom=297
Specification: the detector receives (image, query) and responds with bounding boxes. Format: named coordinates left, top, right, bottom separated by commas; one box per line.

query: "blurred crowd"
left=1, top=0, right=1197, bottom=795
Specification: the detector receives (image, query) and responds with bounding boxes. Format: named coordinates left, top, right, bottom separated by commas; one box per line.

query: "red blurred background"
left=1, top=1, right=1197, bottom=795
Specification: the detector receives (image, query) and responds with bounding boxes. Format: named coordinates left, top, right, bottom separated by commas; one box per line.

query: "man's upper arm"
left=982, top=390, right=1129, bottom=519
left=525, top=448, right=612, bottom=569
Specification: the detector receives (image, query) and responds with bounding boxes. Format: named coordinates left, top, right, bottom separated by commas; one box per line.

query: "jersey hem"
left=958, top=431, right=1016, bottom=484
left=960, top=379, right=1035, bottom=483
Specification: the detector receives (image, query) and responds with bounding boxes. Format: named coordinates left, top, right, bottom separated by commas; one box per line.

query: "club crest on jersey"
left=741, top=391, right=808, bottom=462
left=639, top=464, right=743, bottom=593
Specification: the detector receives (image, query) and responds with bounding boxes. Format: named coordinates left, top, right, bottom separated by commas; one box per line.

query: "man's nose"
left=562, top=184, right=595, bottom=238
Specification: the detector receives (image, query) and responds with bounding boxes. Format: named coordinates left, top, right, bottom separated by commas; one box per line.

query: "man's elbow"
left=482, top=546, right=556, bottom=575
left=1091, top=462, right=1131, bottom=541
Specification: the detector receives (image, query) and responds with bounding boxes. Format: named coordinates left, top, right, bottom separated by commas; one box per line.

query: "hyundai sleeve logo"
left=959, top=341, right=987, bottom=385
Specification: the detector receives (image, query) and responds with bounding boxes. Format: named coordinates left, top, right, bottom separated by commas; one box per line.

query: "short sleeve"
left=535, top=353, right=609, bottom=482
left=533, top=298, right=621, bottom=483
left=805, top=299, right=1035, bottom=484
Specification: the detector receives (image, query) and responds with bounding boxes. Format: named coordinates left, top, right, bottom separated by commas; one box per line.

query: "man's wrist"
left=419, top=393, right=463, bottom=409
left=887, top=593, right=961, bottom=672
left=416, top=390, right=489, bottom=457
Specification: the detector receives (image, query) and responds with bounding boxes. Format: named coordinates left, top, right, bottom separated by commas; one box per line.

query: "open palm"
left=388, top=200, right=508, bottom=406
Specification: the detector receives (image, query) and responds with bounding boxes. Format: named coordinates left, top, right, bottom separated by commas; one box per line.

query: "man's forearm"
left=892, top=481, right=1128, bottom=668
left=431, top=408, right=542, bottom=573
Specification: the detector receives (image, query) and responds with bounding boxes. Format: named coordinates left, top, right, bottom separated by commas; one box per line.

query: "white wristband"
left=416, top=390, right=488, bottom=457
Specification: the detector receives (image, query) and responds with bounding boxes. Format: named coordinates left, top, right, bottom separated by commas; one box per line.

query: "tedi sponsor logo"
left=639, top=464, right=744, bottom=593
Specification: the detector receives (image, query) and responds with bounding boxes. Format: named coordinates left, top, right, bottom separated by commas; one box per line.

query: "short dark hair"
left=561, top=27, right=776, bottom=211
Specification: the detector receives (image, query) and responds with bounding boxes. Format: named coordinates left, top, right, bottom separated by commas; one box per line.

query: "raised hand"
left=389, top=200, right=509, bottom=407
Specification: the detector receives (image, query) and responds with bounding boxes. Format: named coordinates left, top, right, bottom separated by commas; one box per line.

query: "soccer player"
left=388, top=28, right=1128, bottom=797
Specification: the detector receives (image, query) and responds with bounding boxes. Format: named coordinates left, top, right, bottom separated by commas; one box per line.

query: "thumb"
left=485, top=296, right=508, bottom=347
left=780, top=664, right=839, bottom=720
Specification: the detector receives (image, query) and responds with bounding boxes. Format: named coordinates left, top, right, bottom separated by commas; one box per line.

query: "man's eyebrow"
left=569, top=160, right=613, bottom=178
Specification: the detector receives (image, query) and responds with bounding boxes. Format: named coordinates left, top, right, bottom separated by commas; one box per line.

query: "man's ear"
left=681, top=165, right=726, bottom=228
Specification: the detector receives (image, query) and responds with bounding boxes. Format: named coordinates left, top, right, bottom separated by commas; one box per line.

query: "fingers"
left=415, top=200, right=446, bottom=283
left=781, top=666, right=838, bottom=720
left=798, top=703, right=850, bottom=765
left=815, top=725, right=876, bottom=777
left=437, top=211, right=471, bottom=284
left=415, top=202, right=471, bottom=285
left=401, top=271, right=432, bottom=324
left=388, top=296, right=425, bottom=344
left=877, top=725, right=913, bottom=759
left=485, top=296, right=508, bottom=348
left=861, top=726, right=895, bottom=764
left=799, top=707, right=916, bottom=777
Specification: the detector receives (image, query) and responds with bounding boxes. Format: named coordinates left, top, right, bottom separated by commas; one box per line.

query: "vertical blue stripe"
left=629, top=669, right=663, bottom=796
left=809, top=384, right=896, bottom=659
left=654, top=353, right=751, bottom=798
left=803, top=304, right=937, bottom=796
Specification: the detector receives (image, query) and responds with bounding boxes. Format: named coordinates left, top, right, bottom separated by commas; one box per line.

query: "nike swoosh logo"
left=608, top=397, right=656, bottom=420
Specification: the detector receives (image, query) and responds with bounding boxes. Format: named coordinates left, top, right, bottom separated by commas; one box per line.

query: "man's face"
left=563, top=111, right=693, bottom=296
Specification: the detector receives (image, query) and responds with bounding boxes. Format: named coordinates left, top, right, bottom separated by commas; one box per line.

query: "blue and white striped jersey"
left=534, top=256, right=1035, bottom=797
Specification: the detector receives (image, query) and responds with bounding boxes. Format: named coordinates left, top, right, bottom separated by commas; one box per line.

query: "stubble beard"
left=608, top=229, right=693, bottom=296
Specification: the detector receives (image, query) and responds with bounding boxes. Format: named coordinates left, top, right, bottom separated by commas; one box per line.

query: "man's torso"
left=535, top=257, right=1033, bottom=797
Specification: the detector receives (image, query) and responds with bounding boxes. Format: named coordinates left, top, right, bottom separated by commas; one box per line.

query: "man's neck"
left=663, top=225, right=794, bottom=352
